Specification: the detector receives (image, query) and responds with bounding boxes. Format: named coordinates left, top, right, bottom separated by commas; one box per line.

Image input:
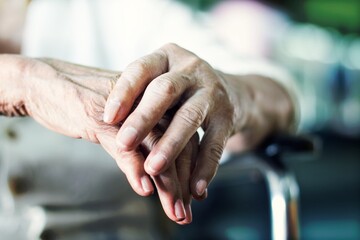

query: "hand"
left=8, top=56, right=197, bottom=224
left=103, top=43, right=237, bottom=200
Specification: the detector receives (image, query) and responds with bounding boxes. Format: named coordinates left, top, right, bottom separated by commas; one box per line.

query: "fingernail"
left=174, top=199, right=186, bottom=220
left=103, top=99, right=121, bottom=123
left=117, top=127, right=138, bottom=149
left=196, top=179, right=207, bottom=196
left=148, top=153, right=167, bottom=174
left=141, top=176, right=153, bottom=194
left=202, top=188, right=209, bottom=200
left=184, top=204, right=192, bottom=223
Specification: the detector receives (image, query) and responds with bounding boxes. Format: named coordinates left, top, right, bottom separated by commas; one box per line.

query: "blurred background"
left=1, top=0, right=359, bottom=239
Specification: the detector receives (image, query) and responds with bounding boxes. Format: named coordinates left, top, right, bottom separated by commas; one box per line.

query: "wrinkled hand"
left=103, top=43, right=237, bottom=200
left=19, top=56, right=197, bottom=224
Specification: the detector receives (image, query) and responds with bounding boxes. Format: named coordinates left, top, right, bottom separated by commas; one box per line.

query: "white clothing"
left=22, top=0, right=300, bottom=126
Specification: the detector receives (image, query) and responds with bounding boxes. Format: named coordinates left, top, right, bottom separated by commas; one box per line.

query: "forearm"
left=0, top=54, right=29, bottom=116
left=221, top=72, right=297, bottom=150
left=1, top=51, right=196, bottom=224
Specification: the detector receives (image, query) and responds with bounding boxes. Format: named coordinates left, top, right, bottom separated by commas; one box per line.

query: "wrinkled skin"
left=1, top=44, right=295, bottom=224
left=104, top=44, right=235, bottom=202
left=0, top=55, right=196, bottom=224
left=103, top=43, right=295, bottom=203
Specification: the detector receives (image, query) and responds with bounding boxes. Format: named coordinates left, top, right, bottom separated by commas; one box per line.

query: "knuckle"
left=134, top=110, right=152, bottom=125
left=151, top=76, right=178, bottom=96
left=153, top=50, right=168, bottom=66
left=211, top=80, right=226, bottom=95
left=188, top=55, right=203, bottom=67
left=134, top=57, right=149, bottom=70
left=162, top=42, right=179, bottom=50
left=192, top=56, right=211, bottom=71
left=177, top=105, right=205, bottom=128
left=136, top=58, right=151, bottom=73
left=205, top=76, right=227, bottom=100
left=204, top=142, right=224, bottom=169
left=209, top=142, right=224, bottom=161
left=126, top=58, right=153, bottom=80
left=181, top=55, right=203, bottom=73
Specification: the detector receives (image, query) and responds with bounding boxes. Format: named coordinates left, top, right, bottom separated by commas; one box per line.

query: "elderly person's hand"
left=104, top=43, right=296, bottom=200
left=0, top=54, right=196, bottom=224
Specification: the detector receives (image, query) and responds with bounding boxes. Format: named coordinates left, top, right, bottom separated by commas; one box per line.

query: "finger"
left=193, top=188, right=208, bottom=201
left=96, top=130, right=154, bottom=196
left=142, top=124, right=189, bottom=223
left=144, top=91, right=210, bottom=175
left=117, top=150, right=154, bottom=196
left=153, top=164, right=186, bottom=222
left=103, top=51, right=168, bottom=124
left=115, top=71, right=195, bottom=151
left=176, top=133, right=199, bottom=225
left=190, top=118, right=232, bottom=199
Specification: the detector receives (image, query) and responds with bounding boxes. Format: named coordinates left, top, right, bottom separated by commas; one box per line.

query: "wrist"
left=0, top=54, right=30, bottom=116
left=217, top=71, right=253, bottom=134
left=238, top=74, right=295, bottom=133
left=220, top=72, right=296, bottom=150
